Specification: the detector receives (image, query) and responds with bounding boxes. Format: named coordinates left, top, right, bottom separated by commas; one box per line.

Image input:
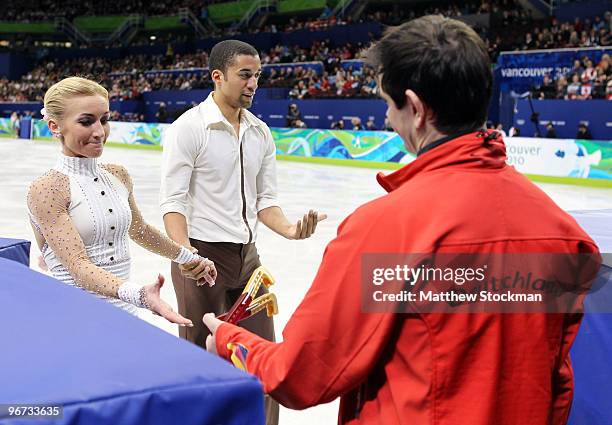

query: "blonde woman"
left=27, top=76, right=216, bottom=325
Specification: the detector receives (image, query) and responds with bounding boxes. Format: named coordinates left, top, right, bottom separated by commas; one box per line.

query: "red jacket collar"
left=377, top=130, right=507, bottom=193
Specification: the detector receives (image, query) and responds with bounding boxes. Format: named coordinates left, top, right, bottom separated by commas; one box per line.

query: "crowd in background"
left=1, top=40, right=371, bottom=102
left=0, top=50, right=210, bottom=102
left=531, top=54, right=612, bottom=100
left=2, top=8, right=611, bottom=104
left=487, top=12, right=611, bottom=62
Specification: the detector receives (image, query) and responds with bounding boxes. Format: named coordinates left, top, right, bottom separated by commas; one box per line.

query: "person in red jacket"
left=203, top=15, right=600, bottom=425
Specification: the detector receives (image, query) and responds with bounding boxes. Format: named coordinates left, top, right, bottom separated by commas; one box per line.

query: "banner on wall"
left=272, top=130, right=611, bottom=180
left=272, top=128, right=415, bottom=163
left=497, top=48, right=612, bottom=92
left=30, top=120, right=611, bottom=181
left=32, top=119, right=170, bottom=145
left=0, top=117, right=18, bottom=138
left=106, top=121, right=170, bottom=145
left=506, top=137, right=610, bottom=180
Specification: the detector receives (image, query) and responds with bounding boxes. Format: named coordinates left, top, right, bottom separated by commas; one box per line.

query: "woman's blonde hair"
left=43, top=76, right=108, bottom=122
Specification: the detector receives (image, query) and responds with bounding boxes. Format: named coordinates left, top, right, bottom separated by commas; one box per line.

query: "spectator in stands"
left=579, top=74, right=593, bottom=99
left=289, top=81, right=308, bottom=99
left=582, top=59, right=597, bottom=81
left=593, top=15, right=605, bottom=31
left=383, top=117, right=393, bottom=131
left=495, top=123, right=506, bottom=137
left=10, top=112, right=20, bottom=136
left=545, top=122, right=557, bottom=138
left=351, top=117, right=364, bottom=130
left=319, top=73, right=331, bottom=93
left=596, top=54, right=610, bottom=76
left=568, top=30, right=581, bottom=47
left=570, top=59, right=585, bottom=77
left=555, top=76, right=568, bottom=99
left=592, top=71, right=608, bottom=98
left=293, top=119, right=307, bottom=128
left=534, top=74, right=556, bottom=99
left=361, top=74, right=377, bottom=95
left=340, top=74, right=358, bottom=97
left=576, top=122, right=593, bottom=139
left=523, top=32, right=536, bottom=50
left=155, top=102, right=169, bottom=123
left=508, top=126, right=520, bottom=137
left=566, top=74, right=581, bottom=99
left=365, top=117, right=377, bottom=131
left=285, top=103, right=302, bottom=127
left=331, top=119, right=345, bottom=129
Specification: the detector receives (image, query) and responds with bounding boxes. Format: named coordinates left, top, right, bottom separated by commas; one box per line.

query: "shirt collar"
left=416, top=129, right=479, bottom=157
left=200, top=92, right=263, bottom=130
left=376, top=130, right=506, bottom=193
left=56, top=153, right=100, bottom=177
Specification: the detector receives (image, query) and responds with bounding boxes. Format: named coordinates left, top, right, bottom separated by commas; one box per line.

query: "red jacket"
left=216, top=131, right=599, bottom=425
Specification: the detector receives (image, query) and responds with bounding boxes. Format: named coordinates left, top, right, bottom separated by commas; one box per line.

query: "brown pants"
left=171, top=240, right=278, bottom=425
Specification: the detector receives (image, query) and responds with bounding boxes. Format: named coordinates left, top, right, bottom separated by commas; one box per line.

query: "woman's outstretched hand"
left=143, top=274, right=193, bottom=327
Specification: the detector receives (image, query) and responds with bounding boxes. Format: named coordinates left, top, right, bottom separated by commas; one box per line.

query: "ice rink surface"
left=2, top=137, right=612, bottom=424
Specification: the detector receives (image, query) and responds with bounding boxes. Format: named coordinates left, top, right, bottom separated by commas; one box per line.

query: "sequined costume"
left=28, top=154, right=196, bottom=313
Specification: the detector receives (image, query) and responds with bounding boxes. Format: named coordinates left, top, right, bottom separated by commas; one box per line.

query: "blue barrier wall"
left=141, top=92, right=387, bottom=127
left=251, top=98, right=387, bottom=129
left=513, top=99, right=612, bottom=140
left=4, top=96, right=609, bottom=138
left=143, top=90, right=210, bottom=122
left=112, top=100, right=143, bottom=115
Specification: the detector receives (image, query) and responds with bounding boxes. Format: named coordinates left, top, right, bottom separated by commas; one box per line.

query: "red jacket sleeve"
left=551, top=243, right=600, bottom=424
left=216, top=210, right=397, bottom=409
left=551, top=312, right=582, bottom=425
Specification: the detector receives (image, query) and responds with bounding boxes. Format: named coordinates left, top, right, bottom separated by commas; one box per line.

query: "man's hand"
left=286, top=209, right=327, bottom=240
left=179, top=256, right=217, bottom=287
left=258, top=206, right=327, bottom=240
left=202, top=313, right=224, bottom=354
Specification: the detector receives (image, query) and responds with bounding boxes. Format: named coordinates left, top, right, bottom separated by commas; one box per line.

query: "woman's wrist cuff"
left=118, top=281, right=149, bottom=309
left=174, top=246, right=199, bottom=264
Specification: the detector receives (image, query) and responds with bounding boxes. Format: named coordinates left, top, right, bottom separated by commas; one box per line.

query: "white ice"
left=2, top=138, right=611, bottom=425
